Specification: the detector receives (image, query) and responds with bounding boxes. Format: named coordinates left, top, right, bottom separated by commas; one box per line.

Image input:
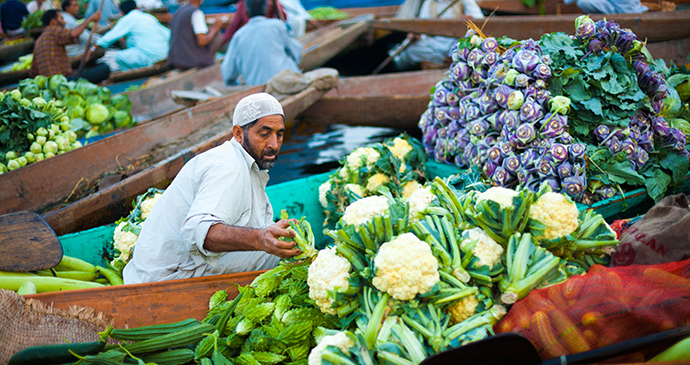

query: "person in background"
left=62, top=0, right=101, bottom=57
left=168, top=0, right=224, bottom=70
left=92, top=0, right=170, bottom=71
left=123, top=93, right=300, bottom=284
left=278, top=0, right=311, bottom=38
left=393, top=0, right=484, bottom=71
left=30, top=10, right=111, bottom=83
left=563, top=0, right=647, bottom=13
left=221, top=0, right=302, bottom=85
left=221, top=0, right=285, bottom=45
left=0, top=0, right=29, bottom=36
left=85, top=0, right=120, bottom=27
left=27, top=0, right=57, bottom=14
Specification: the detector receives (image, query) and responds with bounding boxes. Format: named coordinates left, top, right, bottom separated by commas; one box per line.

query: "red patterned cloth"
left=30, top=25, right=75, bottom=77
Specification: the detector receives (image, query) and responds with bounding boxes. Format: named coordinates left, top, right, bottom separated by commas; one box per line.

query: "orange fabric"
left=495, top=259, right=690, bottom=362
left=30, top=25, right=75, bottom=77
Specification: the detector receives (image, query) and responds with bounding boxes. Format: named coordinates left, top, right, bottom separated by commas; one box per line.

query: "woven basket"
left=0, top=289, right=113, bottom=365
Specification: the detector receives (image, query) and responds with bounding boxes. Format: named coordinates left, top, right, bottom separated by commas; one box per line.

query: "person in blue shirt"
left=563, top=0, right=647, bottom=13
left=220, top=0, right=302, bottom=86
left=1, top=0, right=29, bottom=36
left=91, top=0, right=170, bottom=71
left=84, top=0, right=120, bottom=27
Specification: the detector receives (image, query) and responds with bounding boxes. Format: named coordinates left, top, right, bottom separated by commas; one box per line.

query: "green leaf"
left=644, top=169, right=671, bottom=202
left=659, top=151, right=689, bottom=186
left=603, top=160, right=645, bottom=186
left=580, top=98, right=603, bottom=116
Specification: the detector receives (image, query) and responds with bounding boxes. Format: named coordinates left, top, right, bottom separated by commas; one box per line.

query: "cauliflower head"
left=462, top=228, right=503, bottom=268
left=308, top=332, right=354, bottom=365
left=319, top=181, right=331, bottom=208
left=344, top=184, right=364, bottom=198
left=308, top=247, right=352, bottom=315
left=366, top=173, right=389, bottom=193
left=476, top=187, right=518, bottom=209
left=448, top=295, right=479, bottom=324
left=408, top=187, right=435, bottom=221
left=140, top=193, right=162, bottom=220
left=342, top=195, right=389, bottom=226
left=346, top=147, right=380, bottom=170
left=402, top=180, right=422, bottom=199
left=386, top=137, right=413, bottom=160
left=529, top=192, right=579, bottom=240
left=372, top=233, right=439, bottom=300
left=113, top=221, right=138, bottom=261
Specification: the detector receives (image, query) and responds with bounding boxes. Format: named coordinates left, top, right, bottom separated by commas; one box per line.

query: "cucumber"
left=7, top=340, right=106, bottom=365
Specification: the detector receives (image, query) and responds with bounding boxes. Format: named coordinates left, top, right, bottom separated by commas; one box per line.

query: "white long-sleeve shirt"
left=221, top=16, right=303, bottom=86
left=123, top=138, right=280, bottom=284
left=96, top=9, right=170, bottom=62
left=63, top=12, right=101, bottom=58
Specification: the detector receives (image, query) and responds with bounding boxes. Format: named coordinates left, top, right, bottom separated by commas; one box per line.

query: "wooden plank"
left=341, top=5, right=399, bottom=18
left=477, top=0, right=581, bottom=15
left=42, top=86, right=328, bottom=235
left=646, top=37, right=690, bottom=67
left=369, top=10, right=690, bottom=43
left=24, top=270, right=263, bottom=328
left=299, top=20, right=368, bottom=71
left=0, top=86, right=262, bottom=219
left=107, top=61, right=173, bottom=84
left=299, top=69, right=442, bottom=128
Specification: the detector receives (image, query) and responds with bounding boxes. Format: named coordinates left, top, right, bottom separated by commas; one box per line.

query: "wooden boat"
left=476, top=0, right=580, bottom=15
left=128, top=17, right=369, bottom=120
left=369, top=9, right=690, bottom=43
left=299, top=69, right=444, bottom=129
left=0, top=38, right=34, bottom=62
left=0, top=54, right=86, bottom=87
left=106, top=59, right=174, bottom=84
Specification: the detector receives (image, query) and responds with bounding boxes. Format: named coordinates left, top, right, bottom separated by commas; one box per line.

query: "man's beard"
left=242, top=137, right=278, bottom=170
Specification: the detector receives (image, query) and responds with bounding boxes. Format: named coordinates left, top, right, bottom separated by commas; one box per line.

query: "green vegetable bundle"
left=319, top=134, right=427, bottom=229
left=21, top=10, right=45, bottom=30
left=6, top=54, right=32, bottom=72
left=308, top=6, right=348, bottom=20
left=0, top=88, right=80, bottom=173
left=16, top=74, right=135, bottom=141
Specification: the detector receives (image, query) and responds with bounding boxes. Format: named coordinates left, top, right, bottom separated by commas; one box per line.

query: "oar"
left=371, top=0, right=462, bottom=75
left=0, top=211, right=63, bottom=272
left=419, top=325, right=690, bottom=365
left=75, top=0, right=107, bottom=80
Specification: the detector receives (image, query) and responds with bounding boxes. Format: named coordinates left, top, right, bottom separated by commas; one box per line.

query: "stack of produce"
left=6, top=54, right=32, bottom=72
left=0, top=89, right=80, bottom=173
left=319, top=134, right=427, bottom=229
left=0, top=255, right=123, bottom=294
left=420, top=18, right=689, bottom=203
left=21, top=10, right=45, bottom=30
left=17, top=75, right=135, bottom=139
left=308, top=6, right=348, bottom=20
left=109, top=188, right=164, bottom=274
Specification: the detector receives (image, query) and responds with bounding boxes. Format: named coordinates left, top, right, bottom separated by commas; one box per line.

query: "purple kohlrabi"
left=454, top=46, right=471, bottom=63
left=575, top=15, right=595, bottom=38
left=471, top=69, right=488, bottom=85
left=561, top=173, right=586, bottom=201
left=455, top=129, right=471, bottom=150
left=512, top=49, right=540, bottom=75
left=448, top=107, right=462, bottom=121
left=446, top=92, right=460, bottom=107
left=595, top=186, right=617, bottom=200
left=516, top=122, right=537, bottom=146
left=465, top=103, right=482, bottom=122
left=483, top=161, right=498, bottom=177
left=549, top=143, right=569, bottom=162
left=576, top=21, right=596, bottom=40
left=534, top=79, right=546, bottom=89
left=558, top=161, right=573, bottom=179
left=450, top=62, right=471, bottom=83
left=434, top=85, right=449, bottom=106
left=560, top=132, right=575, bottom=144
left=482, top=37, right=498, bottom=53
left=486, top=112, right=501, bottom=131
left=620, top=139, right=636, bottom=157
left=499, top=141, right=514, bottom=157
left=487, top=146, right=502, bottom=165
left=569, top=143, right=586, bottom=160
left=539, top=113, right=566, bottom=138
left=632, top=148, right=649, bottom=168
left=540, top=54, right=552, bottom=66
left=435, top=107, right=452, bottom=124
left=521, top=39, right=542, bottom=53
left=534, top=63, right=552, bottom=80
left=434, top=138, right=448, bottom=163
left=638, top=130, right=654, bottom=152
left=502, top=154, right=522, bottom=174
left=594, top=125, right=610, bottom=142
left=501, top=110, right=521, bottom=131
left=537, top=157, right=556, bottom=178
left=519, top=97, right=544, bottom=123
left=519, top=148, right=540, bottom=168
left=605, top=136, right=622, bottom=154
left=515, top=73, right=532, bottom=88
left=468, top=49, right=485, bottom=69
left=653, top=116, right=671, bottom=138
left=478, top=92, right=499, bottom=115
left=588, top=39, right=604, bottom=54
left=483, top=51, right=498, bottom=68
left=471, top=118, right=489, bottom=137
left=457, top=80, right=475, bottom=94
left=613, top=30, right=635, bottom=55
left=492, top=166, right=515, bottom=187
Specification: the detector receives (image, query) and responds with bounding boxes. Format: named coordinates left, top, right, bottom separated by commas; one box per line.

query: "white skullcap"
left=233, top=93, right=284, bottom=127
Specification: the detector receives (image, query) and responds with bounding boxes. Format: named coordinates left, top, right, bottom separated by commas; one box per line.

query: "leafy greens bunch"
left=0, top=88, right=80, bottom=173
left=544, top=15, right=688, bottom=203
left=306, top=178, right=619, bottom=365
left=17, top=74, right=135, bottom=141
left=319, top=134, right=427, bottom=229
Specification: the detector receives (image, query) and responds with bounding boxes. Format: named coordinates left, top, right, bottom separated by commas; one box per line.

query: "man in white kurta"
left=62, top=0, right=101, bottom=57
left=124, top=93, right=300, bottom=284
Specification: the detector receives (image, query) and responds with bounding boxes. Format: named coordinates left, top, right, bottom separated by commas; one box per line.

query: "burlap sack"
left=611, top=194, right=690, bottom=266
left=0, top=290, right=112, bottom=365
left=265, top=68, right=339, bottom=98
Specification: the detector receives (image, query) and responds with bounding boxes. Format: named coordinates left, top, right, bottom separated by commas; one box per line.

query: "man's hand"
left=260, top=219, right=301, bottom=258
left=212, top=18, right=224, bottom=31
left=406, top=32, right=421, bottom=42
left=89, top=10, right=102, bottom=24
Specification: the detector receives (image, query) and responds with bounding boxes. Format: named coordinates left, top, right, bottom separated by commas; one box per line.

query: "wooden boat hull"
left=0, top=39, right=34, bottom=62
left=370, top=10, right=690, bottom=43
left=299, top=69, right=443, bottom=129
left=477, top=0, right=580, bottom=15
left=128, top=19, right=369, bottom=120
left=107, top=60, right=173, bottom=84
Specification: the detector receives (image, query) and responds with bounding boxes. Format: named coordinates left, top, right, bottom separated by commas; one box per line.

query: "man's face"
left=65, top=0, right=79, bottom=16
left=238, top=115, right=285, bottom=170
left=54, top=12, right=67, bottom=27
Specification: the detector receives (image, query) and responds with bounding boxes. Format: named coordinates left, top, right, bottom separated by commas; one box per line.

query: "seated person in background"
left=0, top=0, right=29, bottom=36
left=221, top=0, right=302, bottom=86
left=563, top=0, right=648, bottom=13
left=123, top=93, right=300, bottom=284
left=92, top=0, right=170, bottom=71
left=393, top=0, right=484, bottom=71
left=30, top=10, right=111, bottom=83
left=221, top=0, right=285, bottom=45
left=62, top=0, right=102, bottom=57
left=168, top=0, right=224, bottom=70
left=279, top=0, right=311, bottom=38
left=85, top=0, right=120, bottom=27
left=27, top=0, right=57, bottom=14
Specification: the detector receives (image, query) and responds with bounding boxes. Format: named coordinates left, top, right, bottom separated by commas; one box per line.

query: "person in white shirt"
left=27, top=0, right=57, bottom=13
left=278, top=0, right=310, bottom=38
left=123, top=93, right=300, bottom=284
left=393, top=0, right=484, bottom=70
left=61, top=0, right=101, bottom=57
left=563, top=0, right=647, bottom=13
